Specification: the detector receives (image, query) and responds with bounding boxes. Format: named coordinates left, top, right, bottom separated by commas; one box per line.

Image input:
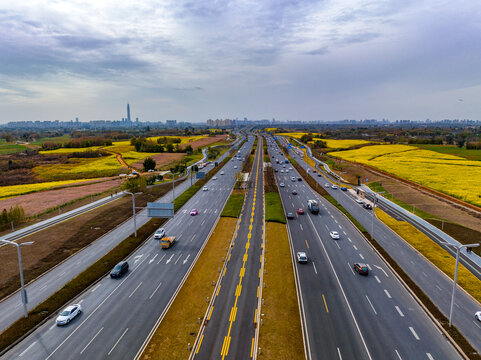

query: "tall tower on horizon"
left=127, top=103, right=131, bottom=123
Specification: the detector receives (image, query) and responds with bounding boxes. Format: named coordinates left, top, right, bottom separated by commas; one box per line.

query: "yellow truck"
left=161, top=236, right=176, bottom=249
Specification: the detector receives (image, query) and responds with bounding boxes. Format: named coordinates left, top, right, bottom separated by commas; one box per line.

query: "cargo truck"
left=307, top=200, right=319, bottom=214
left=161, top=236, right=176, bottom=249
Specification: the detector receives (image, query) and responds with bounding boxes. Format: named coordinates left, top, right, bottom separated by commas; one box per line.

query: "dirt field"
left=130, top=152, right=185, bottom=170
left=184, top=134, right=228, bottom=150
left=332, top=157, right=481, bottom=232
left=0, top=177, right=122, bottom=217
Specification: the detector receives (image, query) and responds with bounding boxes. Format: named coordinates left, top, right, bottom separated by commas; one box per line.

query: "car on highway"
left=291, top=177, right=296, bottom=181
left=353, top=263, right=369, bottom=275
left=154, top=228, right=166, bottom=239
left=312, top=170, right=316, bottom=173
left=280, top=170, right=284, bottom=173
left=317, top=173, right=322, bottom=177
left=355, top=198, right=364, bottom=204
left=274, top=169, right=278, bottom=172
left=190, top=209, right=199, bottom=216
left=287, top=212, right=295, bottom=219
left=297, top=252, right=308, bottom=263
left=363, top=203, right=373, bottom=210
left=297, top=208, right=304, bottom=215
left=324, top=183, right=330, bottom=188
left=234, top=165, right=238, bottom=169
left=213, top=176, right=217, bottom=180
left=56, top=304, right=82, bottom=326
left=341, top=187, right=347, bottom=191
left=331, top=185, right=338, bottom=189
left=203, top=186, right=208, bottom=191
left=289, top=167, right=293, bottom=170
left=297, top=177, right=302, bottom=181
left=475, top=311, right=481, bottom=322
left=286, top=170, right=289, bottom=173
left=110, top=261, right=129, bottom=278
left=220, top=171, right=224, bottom=175
left=280, top=183, right=285, bottom=187
left=329, top=231, right=340, bottom=239
left=292, top=190, right=298, bottom=195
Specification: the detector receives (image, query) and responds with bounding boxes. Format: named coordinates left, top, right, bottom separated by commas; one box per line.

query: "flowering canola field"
left=0, top=179, right=98, bottom=199
left=331, top=144, right=481, bottom=206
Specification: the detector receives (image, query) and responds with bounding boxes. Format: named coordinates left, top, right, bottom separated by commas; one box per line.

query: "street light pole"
left=439, top=241, right=479, bottom=327
left=125, top=191, right=142, bottom=237
left=1, top=240, right=34, bottom=318
left=371, top=191, right=385, bottom=241
left=172, top=172, right=175, bottom=207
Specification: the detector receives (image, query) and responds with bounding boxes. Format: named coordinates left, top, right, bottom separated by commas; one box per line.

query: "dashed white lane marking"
left=128, top=282, right=142, bottom=298
left=150, top=281, right=162, bottom=299
left=91, top=283, right=101, bottom=292
left=335, top=242, right=341, bottom=249
left=19, top=341, right=37, bottom=357
left=395, top=306, right=405, bottom=317
left=348, top=262, right=355, bottom=275
left=312, top=262, right=318, bottom=275
left=80, top=327, right=104, bottom=354
left=348, top=238, right=352, bottom=242
left=395, top=350, right=403, bottom=360
left=435, top=284, right=442, bottom=291
left=300, top=224, right=303, bottom=231
left=426, top=353, right=434, bottom=360
left=337, top=347, right=343, bottom=360
left=366, top=295, right=377, bottom=315
left=359, top=253, right=364, bottom=260
left=374, top=275, right=381, bottom=283
left=343, top=231, right=347, bottom=235
left=384, top=289, right=392, bottom=299
left=78, top=299, right=84, bottom=305
left=174, top=253, right=183, bottom=264
left=108, top=328, right=129, bottom=355
left=157, top=254, right=166, bottom=264
left=409, top=326, right=420, bottom=340
left=353, top=245, right=358, bottom=250
left=422, top=271, right=428, bottom=277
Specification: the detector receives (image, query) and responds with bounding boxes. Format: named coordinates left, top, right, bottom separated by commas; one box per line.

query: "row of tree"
left=0, top=205, right=25, bottom=230
left=130, top=137, right=194, bottom=154
left=42, top=137, right=112, bottom=150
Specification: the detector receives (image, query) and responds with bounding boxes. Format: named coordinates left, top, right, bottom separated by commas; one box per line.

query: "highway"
left=193, top=136, right=264, bottom=360
left=266, top=136, right=461, bottom=360
left=279, top=137, right=481, bottom=353
left=2, top=137, right=254, bottom=359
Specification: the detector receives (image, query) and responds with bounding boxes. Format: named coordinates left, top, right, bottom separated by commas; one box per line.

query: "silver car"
left=297, top=252, right=308, bottom=263
left=56, top=304, right=82, bottom=326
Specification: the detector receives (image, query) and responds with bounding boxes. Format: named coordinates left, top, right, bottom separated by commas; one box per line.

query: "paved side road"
left=0, top=138, right=241, bottom=335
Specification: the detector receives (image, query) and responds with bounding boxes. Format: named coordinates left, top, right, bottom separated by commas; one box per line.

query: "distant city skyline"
left=1, top=1, right=480, bottom=123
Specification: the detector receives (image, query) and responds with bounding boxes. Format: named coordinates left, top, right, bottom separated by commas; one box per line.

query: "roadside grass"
left=265, top=192, right=286, bottom=224
left=221, top=191, right=245, bottom=218
left=0, top=215, right=167, bottom=354
left=0, top=144, right=27, bottom=155
left=376, top=209, right=481, bottom=304
left=258, top=222, right=304, bottom=360
left=414, top=144, right=481, bottom=161
left=140, top=217, right=237, bottom=360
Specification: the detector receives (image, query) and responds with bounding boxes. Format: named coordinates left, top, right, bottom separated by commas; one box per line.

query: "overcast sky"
left=1, top=0, right=480, bottom=123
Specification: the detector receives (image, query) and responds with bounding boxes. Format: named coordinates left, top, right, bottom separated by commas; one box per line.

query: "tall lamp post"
left=125, top=191, right=142, bottom=237
left=371, top=191, right=385, bottom=240
left=439, top=241, right=479, bottom=327
left=1, top=240, right=34, bottom=318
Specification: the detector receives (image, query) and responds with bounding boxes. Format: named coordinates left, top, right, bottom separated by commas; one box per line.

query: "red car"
left=297, top=208, right=304, bottom=215
left=190, top=209, right=198, bottom=216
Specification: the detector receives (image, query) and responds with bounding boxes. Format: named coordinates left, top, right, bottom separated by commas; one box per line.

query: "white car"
left=234, top=165, right=238, bottom=169
left=475, top=311, right=481, bottom=322
left=285, top=170, right=289, bottom=173
left=220, top=171, right=225, bottom=175
left=280, top=183, right=285, bottom=187
left=213, top=176, right=217, bottom=180
left=297, top=252, right=308, bottom=263
left=331, top=185, right=338, bottom=189
left=324, top=183, right=330, bottom=188
left=154, top=228, right=165, bottom=239
left=355, top=198, right=364, bottom=204
left=56, top=304, right=82, bottom=325
left=203, top=186, right=208, bottom=191
left=281, top=170, right=284, bottom=173
left=330, top=231, right=340, bottom=240
left=291, top=177, right=296, bottom=181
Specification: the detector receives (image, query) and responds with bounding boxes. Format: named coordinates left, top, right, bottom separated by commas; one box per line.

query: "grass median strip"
left=221, top=191, right=245, bottom=218
left=140, top=217, right=237, bottom=360
left=265, top=192, right=286, bottom=224
left=258, top=222, right=305, bottom=359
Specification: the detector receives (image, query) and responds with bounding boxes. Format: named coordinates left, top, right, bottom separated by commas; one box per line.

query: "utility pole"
left=439, top=242, right=479, bottom=326
left=0, top=240, right=34, bottom=318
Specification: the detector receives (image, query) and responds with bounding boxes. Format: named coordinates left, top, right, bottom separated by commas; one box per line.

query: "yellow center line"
left=251, top=337, right=255, bottom=358
left=305, top=240, right=310, bottom=249
left=322, top=294, right=329, bottom=313
left=196, top=334, right=204, bottom=354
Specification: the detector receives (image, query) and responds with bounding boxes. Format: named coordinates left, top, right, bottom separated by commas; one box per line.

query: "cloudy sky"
left=1, top=0, right=480, bottom=123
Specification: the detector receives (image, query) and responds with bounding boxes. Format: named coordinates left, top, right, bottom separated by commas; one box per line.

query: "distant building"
left=166, top=120, right=177, bottom=127
left=127, top=103, right=131, bottom=123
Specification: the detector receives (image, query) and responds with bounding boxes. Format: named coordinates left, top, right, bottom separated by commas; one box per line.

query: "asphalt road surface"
left=267, top=137, right=460, bottom=360
left=279, top=137, right=481, bottom=354
left=194, top=136, right=264, bottom=360
left=2, top=137, right=254, bottom=360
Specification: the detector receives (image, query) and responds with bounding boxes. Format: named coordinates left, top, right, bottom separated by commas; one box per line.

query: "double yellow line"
left=221, top=139, right=262, bottom=359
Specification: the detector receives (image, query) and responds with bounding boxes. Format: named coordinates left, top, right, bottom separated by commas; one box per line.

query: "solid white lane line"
left=384, top=289, right=392, bottom=299
left=374, top=275, right=381, bottom=283
left=395, top=306, right=405, bottom=317
left=80, top=327, right=104, bottom=354
left=108, top=328, right=129, bottom=355
left=128, top=282, right=142, bottom=298
left=19, top=341, right=37, bottom=357
left=426, top=353, right=434, bottom=360
left=150, top=282, right=162, bottom=299
left=174, top=253, right=183, bottom=264
left=435, top=284, right=442, bottom=291
left=337, top=347, right=343, bottom=360
left=395, top=349, right=403, bottom=360
left=157, top=254, right=166, bottom=264
left=91, top=283, right=101, bottom=292
left=374, top=265, right=389, bottom=277
left=409, top=326, right=420, bottom=340
left=359, top=254, right=364, bottom=260
left=312, top=262, right=318, bottom=274
left=365, top=295, right=377, bottom=315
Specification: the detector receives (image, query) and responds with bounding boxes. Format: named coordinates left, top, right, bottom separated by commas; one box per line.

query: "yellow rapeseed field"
left=146, top=135, right=207, bottom=144
left=0, top=179, right=98, bottom=199
left=332, top=144, right=481, bottom=206
left=39, top=146, right=103, bottom=154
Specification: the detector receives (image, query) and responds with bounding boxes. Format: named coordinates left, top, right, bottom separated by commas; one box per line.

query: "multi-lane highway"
left=194, top=136, right=264, bottom=360
left=2, top=137, right=254, bottom=359
left=280, top=136, right=481, bottom=354
left=266, top=136, right=460, bottom=360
